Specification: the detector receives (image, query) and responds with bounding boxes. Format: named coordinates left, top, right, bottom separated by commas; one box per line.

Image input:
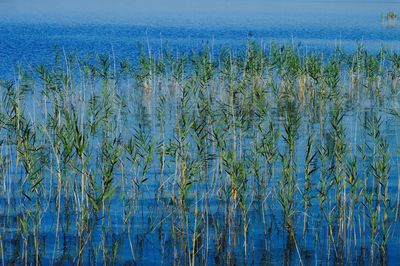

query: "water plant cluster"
left=1, top=41, right=400, bottom=265
left=382, top=11, right=398, bottom=27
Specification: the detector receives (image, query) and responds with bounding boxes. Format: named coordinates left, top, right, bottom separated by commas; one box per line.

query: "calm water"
left=1, top=0, right=400, bottom=265
left=0, top=0, right=400, bottom=76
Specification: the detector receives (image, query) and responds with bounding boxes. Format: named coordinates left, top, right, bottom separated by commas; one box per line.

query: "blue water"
left=0, top=0, right=400, bottom=77
left=1, top=1, right=400, bottom=265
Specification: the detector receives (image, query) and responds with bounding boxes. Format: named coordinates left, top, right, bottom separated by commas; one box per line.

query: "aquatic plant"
left=0, top=41, right=399, bottom=265
left=382, top=11, right=398, bottom=27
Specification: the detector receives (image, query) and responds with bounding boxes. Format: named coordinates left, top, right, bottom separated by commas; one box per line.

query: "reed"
left=0, top=41, right=399, bottom=265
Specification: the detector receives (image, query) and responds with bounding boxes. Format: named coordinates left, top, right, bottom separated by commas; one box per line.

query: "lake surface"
left=1, top=0, right=400, bottom=265
left=0, top=0, right=400, bottom=77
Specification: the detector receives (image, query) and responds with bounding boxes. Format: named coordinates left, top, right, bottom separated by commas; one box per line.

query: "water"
left=1, top=0, right=400, bottom=265
left=0, top=0, right=400, bottom=76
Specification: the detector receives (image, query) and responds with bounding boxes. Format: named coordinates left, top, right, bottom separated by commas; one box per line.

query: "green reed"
left=0, top=41, right=400, bottom=265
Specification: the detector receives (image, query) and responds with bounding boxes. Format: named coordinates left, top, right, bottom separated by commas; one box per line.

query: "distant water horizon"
left=0, top=0, right=399, bottom=77
left=1, top=0, right=399, bottom=26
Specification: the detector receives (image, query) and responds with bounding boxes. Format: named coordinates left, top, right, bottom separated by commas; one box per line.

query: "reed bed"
left=0, top=41, right=400, bottom=265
